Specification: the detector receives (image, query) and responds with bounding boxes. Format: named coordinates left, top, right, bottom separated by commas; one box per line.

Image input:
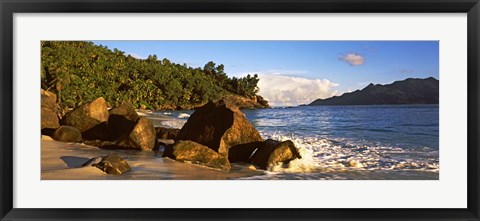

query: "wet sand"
left=41, top=136, right=438, bottom=180
left=42, top=110, right=264, bottom=180
left=41, top=136, right=264, bottom=180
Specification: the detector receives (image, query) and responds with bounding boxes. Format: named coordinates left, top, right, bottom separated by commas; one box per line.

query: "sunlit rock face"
left=175, top=99, right=264, bottom=156
left=163, top=140, right=231, bottom=171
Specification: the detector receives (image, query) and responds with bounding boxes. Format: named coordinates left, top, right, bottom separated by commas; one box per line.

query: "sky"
left=92, top=41, right=439, bottom=106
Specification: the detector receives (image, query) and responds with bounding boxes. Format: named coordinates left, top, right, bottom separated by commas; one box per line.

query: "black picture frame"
left=1, top=0, right=479, bottom=220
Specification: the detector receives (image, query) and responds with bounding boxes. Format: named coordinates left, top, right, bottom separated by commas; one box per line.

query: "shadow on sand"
left=60, top=156, right=92, bottom=168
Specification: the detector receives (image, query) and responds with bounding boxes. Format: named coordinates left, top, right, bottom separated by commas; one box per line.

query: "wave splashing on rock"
left=258, top=132, right=439, bottom=175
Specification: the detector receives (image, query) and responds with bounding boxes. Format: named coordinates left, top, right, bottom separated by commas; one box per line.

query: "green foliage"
left=41, top=41, right=260, bottom=109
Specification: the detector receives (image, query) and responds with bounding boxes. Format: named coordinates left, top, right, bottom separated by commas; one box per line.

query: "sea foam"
left=259, top=132, right=439, bottom=174
left=178, top=113, right=190, bottom=119
left=160, top=120, right=186, bottom=129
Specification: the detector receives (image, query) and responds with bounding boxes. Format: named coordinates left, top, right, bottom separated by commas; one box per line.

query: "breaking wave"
left=259, top=132, right=439, bottom=174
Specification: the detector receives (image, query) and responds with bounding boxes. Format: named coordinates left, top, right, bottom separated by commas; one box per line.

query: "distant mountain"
left=309, top=77, right=439, bottom=106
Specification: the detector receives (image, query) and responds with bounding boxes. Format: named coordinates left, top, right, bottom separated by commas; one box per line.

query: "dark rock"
left=41, top=107, right=60, bottom=130
left=228, top=141, right=264, bottom=163
left=109, top=102, right=138, bottom=122
left=81, top=102, right=139, bottom=142
left=81, top=122, right=110, bottom=141
left=161, top=143, right=175, bottom=157
left=62, top=97, right=109, bottom=132
left=175, top=99, right=263, bottom=156
left=155, top=127, right=180, bottom=140
left=106, top=115, right=136, bottom=141
left=92, top=154, right=131, bottom=175
left=116, top=117, right=156, bottom=151
left=107, top=103, right=138, bottom=141
left=250, top=139, right=302, bottom=170
left=41, top=128, right=56, bottom=137
left=52, top=126, right=82, bottom=142
left=163, top=140, right=231, bottom=170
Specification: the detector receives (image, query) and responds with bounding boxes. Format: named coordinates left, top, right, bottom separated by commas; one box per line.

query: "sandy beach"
left=41, top=110, right=266, bottom=180
left=41, top=134, right=438, bottom=180
left=41, top=135, right=265, bottom=180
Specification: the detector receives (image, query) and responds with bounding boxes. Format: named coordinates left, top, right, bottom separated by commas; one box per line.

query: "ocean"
left=153, top=104, right=439, bottom=180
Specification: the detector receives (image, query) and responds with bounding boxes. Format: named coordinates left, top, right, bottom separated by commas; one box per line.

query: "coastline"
left=42, top=134, right=439, bottom=180
left=42, top=135, right=439, bottom=180
left=41, top=135, right=263, bottom=180
left=42, top=107, right=439, bottom=180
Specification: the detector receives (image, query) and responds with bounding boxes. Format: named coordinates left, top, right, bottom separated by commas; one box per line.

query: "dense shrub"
left=41, top=41, right=260, bottom=109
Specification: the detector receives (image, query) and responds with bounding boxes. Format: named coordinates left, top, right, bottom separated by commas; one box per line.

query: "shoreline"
left=41, top=136, right=439, bottom=180
left=41, top=136, right=263, bottom=180
left=41, top=110, right=439, bottom=180
left=41, top=134, right=439, bottom=180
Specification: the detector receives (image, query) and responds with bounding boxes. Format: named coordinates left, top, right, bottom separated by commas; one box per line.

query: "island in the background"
left=308, top=77, right=439, bottom=106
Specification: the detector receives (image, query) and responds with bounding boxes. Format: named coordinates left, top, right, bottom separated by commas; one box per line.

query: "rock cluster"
left=40, top=91, right=156, bottom=152
left=41, top=90, right=298, bottom=174
left=41, top=89, right=61, bottom=133
left=163, top=99, right=301, bottom=170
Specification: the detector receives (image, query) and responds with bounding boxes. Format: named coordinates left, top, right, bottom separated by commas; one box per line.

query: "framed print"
left=1, top=0, right=479, bottom=220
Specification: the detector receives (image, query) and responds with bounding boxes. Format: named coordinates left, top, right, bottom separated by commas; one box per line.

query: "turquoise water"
left=156, top=105, right=439, bottom=179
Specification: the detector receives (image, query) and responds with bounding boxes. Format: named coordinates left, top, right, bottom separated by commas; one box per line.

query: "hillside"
left=41, top=41, right=268, bottom=110
left=309, top=77, right=439, bottom=106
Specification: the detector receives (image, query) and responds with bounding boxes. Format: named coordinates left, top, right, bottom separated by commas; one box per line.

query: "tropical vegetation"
left=41, top=41, right=260, bottom=109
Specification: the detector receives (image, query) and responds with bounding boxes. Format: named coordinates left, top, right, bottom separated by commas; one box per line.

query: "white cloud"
left=252, top=73, right=338, bottom=106
left=339, top=53, right=365, bottom=66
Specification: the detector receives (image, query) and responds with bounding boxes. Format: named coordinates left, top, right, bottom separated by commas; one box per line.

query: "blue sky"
left=92, top=41, right=439, bottom=106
